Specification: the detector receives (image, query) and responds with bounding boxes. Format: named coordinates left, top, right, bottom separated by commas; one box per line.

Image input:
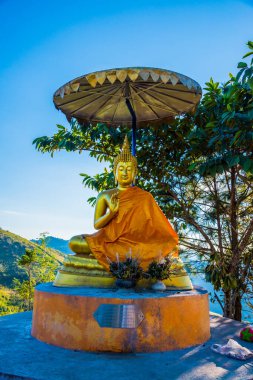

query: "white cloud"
left=0, top=210, right=28, bottom=216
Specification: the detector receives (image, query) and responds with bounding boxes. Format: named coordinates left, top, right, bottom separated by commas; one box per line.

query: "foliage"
left=146, top=255, right=179, bottom=281
left=109, top=254, right=182, bottom=282
left=109, top=255, right=143, bottom=281
left=33, top=41, right=253, bottom=321
left=14, top=248, right=38, bottom=310
left=13, top=278, right=36, bottom=311
left=33, top=232, right=60, bottom=284
left=0, top=229, right=64, bottom=315
left=178, top=41, right=253, bottom=320
left=13, top=234, right=60, bottom=310
left=0, top=229, right=64, bottom=288
left=0, top=286, right=20, bottom=316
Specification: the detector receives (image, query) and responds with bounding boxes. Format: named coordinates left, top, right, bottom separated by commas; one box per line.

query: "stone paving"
left=0, top=312, right=252, bottom=380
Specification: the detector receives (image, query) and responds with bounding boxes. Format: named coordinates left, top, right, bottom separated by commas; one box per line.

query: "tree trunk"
left=233, top=291, right=242, bottom=321
left=223, top=290, right=232, bottom=318
left=223, top=289, right=242, bottom=321
left=229, top=167, right=239, bottom=275
left=226, top=168, right=242, bottom=321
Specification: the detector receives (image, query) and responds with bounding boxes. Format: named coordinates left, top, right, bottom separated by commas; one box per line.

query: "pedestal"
left=32, top=283, right=210, bottom=353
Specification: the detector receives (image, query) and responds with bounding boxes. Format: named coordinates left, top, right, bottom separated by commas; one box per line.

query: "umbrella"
left=53, top=67, right=202, bottom=155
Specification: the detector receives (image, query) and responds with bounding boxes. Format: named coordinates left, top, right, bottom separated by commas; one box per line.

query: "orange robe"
left=86, top=186, right=178, bottom=270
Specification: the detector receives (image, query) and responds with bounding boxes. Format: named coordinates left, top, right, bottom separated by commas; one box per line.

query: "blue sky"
left=0, top=0, right=253, bottom=240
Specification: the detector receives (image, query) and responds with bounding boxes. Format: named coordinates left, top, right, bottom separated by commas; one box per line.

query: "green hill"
left=31, top=235, right=72, bottom=255
left=0, top=229, right=65, bottom=288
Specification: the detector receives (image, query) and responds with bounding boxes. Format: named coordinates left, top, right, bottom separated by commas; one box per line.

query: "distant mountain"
left=0, top=229, right=65, bottom=288
left=31, top=236, right=72, bottom=255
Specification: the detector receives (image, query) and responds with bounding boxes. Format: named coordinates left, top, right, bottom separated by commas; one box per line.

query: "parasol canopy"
left=53, top=67, right=202, bottom=127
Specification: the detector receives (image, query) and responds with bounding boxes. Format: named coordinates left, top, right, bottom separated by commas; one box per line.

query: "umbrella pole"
left=125, top=98, right=136, bottom=156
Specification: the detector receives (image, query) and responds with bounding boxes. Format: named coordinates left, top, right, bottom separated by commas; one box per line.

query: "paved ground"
left=0, top=312, right=252, bottom=380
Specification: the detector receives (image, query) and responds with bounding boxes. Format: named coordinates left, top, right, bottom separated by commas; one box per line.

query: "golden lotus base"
left=53, top=254, right=115, bottom=287
left=32, top=283, right=210, bottom=353
left=54, top=269, right=193, bottom=290
left=54, top=269, right=115, bottom=287
left=53, top=255, right=193, bottom=290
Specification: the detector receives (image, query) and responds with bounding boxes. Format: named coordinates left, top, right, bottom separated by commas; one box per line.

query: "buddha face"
left=115, top=161, right=136, bottom=187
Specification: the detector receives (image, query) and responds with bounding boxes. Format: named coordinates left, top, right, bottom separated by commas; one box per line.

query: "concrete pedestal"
left=32, top=283, right=210, bottom=353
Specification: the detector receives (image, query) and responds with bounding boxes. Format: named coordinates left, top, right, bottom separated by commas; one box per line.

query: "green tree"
left=0, top=286, right=20, bottom=315
left=14, top=248, right=37, bottom=310
left=34, top=232, right=59, bottom=284
left=33, top=42, right=253, bottom=321
left=178, top=42, right=253, bottom=320
left=13, top=233, right=60, bottom=311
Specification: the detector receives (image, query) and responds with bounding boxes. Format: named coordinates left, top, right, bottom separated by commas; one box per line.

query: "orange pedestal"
left=32, top=283, right=210, bottom=353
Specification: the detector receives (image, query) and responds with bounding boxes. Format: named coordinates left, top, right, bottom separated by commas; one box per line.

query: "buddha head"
left=114, top=136, right=137, bottom=187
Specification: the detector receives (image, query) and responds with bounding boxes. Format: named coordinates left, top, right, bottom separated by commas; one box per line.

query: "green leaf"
left=87, top=197, right=97, bottom=207
left=57, top=124, right=66, bottom=130
left=247, top=41, right=253, bottom=50
left=236, top=68, right=244, bottom=82
left=207, top=135, right=219, bottom=147
left=226, top=155, right=240, bottom=167
left=188, top=162, right=198, bottom=171
left=242, top=158, right=253, bottom=172
left=237, top=62, right=247, bottom=68
left=248, top=78, right=253, bottom=91
left=242, top=68, right=252, bottom=83
left=205, top=121, right=216, bottom=129
left=229, top=73, right=235, bottom=80
left=216, top=165, right=224, bottom=174
left=243, top=51, right=253, bottom=59
left=233, top=131, right=242, bottom=142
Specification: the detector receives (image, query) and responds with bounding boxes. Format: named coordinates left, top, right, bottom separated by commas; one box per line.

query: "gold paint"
left=54, top=136, right=192, bottom=289
left=54, top=67, right=202, bottom=127
left=116, top=70, right=127, bottom=83
left=113, top=135, right=137, bottom=177
left=160, top=72, right=170, bottom=84
left=96, top=72, right=106, bottom=85
left=71, top=83, right=80, bottom=92
left=64, top=85, right=71, bottom=95
left=127, top=69, right=139, bottom=81
left=64, top=255, right=104, bottom=270
left=53, top=270, right=115, bottom=287
left=86, top=74, right=97, bottom=87
left=106, top=72, right=117, bottom=84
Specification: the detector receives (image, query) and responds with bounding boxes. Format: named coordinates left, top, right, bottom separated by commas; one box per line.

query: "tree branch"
left=237, top=172, right=253, bottom=190
left=165, top=188, right=217, bottom=254
left=214, top=292, right=224, bottom=312
left=238, top=218, right=253, bottom=254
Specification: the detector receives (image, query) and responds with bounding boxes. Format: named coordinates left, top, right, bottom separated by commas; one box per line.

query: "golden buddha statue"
left=54, top=136, right=192, bottom=290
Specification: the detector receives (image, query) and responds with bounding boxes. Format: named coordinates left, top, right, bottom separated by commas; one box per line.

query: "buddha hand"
left=108, top=191, right=119, bottom=215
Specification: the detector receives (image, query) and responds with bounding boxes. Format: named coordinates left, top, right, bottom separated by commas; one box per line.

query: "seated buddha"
left=53, top=136, right=192, bottom=290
